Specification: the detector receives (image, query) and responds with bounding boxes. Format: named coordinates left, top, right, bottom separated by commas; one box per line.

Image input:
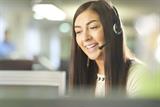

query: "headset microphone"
left=98, top=41, right=110, bottom=49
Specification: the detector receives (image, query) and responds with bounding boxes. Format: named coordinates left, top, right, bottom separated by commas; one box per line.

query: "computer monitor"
left=0, top=70, right=66, bottom=99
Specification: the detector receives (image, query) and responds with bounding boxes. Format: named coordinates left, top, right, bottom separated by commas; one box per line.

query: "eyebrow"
left=74, top=20, right=98, bottom=28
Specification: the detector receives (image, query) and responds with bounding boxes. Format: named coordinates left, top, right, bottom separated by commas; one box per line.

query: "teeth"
left=86, top=44, right=96, bottom=49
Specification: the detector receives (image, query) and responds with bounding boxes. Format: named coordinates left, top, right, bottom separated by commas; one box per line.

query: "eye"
left=89, top=24, right=100, bottom=29
left=75, top=28, right=82, bottom=35
left=75, top=31, right=82, bottom=35
left=90, top=26, right=98, bottom=29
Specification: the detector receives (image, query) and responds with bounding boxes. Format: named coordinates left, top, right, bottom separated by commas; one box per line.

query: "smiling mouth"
left=85, top=43, right=98, bottom=52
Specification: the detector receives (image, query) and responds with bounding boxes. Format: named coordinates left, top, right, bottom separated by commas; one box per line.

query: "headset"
left=112, top=6, right=122, bottom=36
left=99, top=6, right=122, bottom=49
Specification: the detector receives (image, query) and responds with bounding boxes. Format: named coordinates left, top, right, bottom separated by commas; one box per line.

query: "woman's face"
left=74, top=9, right=105, bottom=60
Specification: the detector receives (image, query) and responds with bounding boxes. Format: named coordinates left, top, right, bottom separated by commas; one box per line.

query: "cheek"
left=76, top=37, right=86, bottom=53
left=99, top=32, right=105, bottom=42
left=76, top=37, right=82, bottom=48
left=93, top=30, right=105, bottom=42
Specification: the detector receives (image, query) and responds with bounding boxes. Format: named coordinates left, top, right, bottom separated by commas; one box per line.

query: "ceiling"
left=0, top=0, right=159, bottom=36
left=0, top=0, right=159, bottom=20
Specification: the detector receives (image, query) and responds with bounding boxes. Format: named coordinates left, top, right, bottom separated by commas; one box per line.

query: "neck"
left=96, top=57, right=105, bottom=75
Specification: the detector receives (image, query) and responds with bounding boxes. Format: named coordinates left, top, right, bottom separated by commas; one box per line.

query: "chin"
left=88, top=52, right=102, bottom=60
left=88, top=55, right=98, bottom=60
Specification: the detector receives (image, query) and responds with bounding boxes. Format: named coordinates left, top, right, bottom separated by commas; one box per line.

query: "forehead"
left=75, top=9, right=100, bottom=26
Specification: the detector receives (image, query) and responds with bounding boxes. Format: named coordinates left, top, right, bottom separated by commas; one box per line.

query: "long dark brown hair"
left=69, top=0, right=133, bottom=94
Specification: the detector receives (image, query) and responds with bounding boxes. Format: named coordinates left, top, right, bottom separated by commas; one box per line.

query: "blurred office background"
left=0, top=0, right=160, bottom=71
left=0, top=0, right=160, bottom=98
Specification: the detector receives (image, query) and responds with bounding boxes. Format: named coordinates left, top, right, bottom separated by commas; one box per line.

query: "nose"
left=82, top=29, right=91, bottom=41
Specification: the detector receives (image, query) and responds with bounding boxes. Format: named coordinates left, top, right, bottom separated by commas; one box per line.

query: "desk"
left=0, top=97, right=159, bottom=107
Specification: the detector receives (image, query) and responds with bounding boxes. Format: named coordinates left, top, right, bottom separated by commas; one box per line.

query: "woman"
left=69, top=0, right=142, bottom=97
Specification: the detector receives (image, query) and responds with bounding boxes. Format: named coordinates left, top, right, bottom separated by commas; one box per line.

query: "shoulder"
left=126, top=59, right=147, bottom=97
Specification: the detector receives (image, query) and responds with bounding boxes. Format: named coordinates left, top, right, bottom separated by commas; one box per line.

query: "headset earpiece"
left=113, top=23, right=122, bottom=35
left=112, top=6, right=122, bottom=36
